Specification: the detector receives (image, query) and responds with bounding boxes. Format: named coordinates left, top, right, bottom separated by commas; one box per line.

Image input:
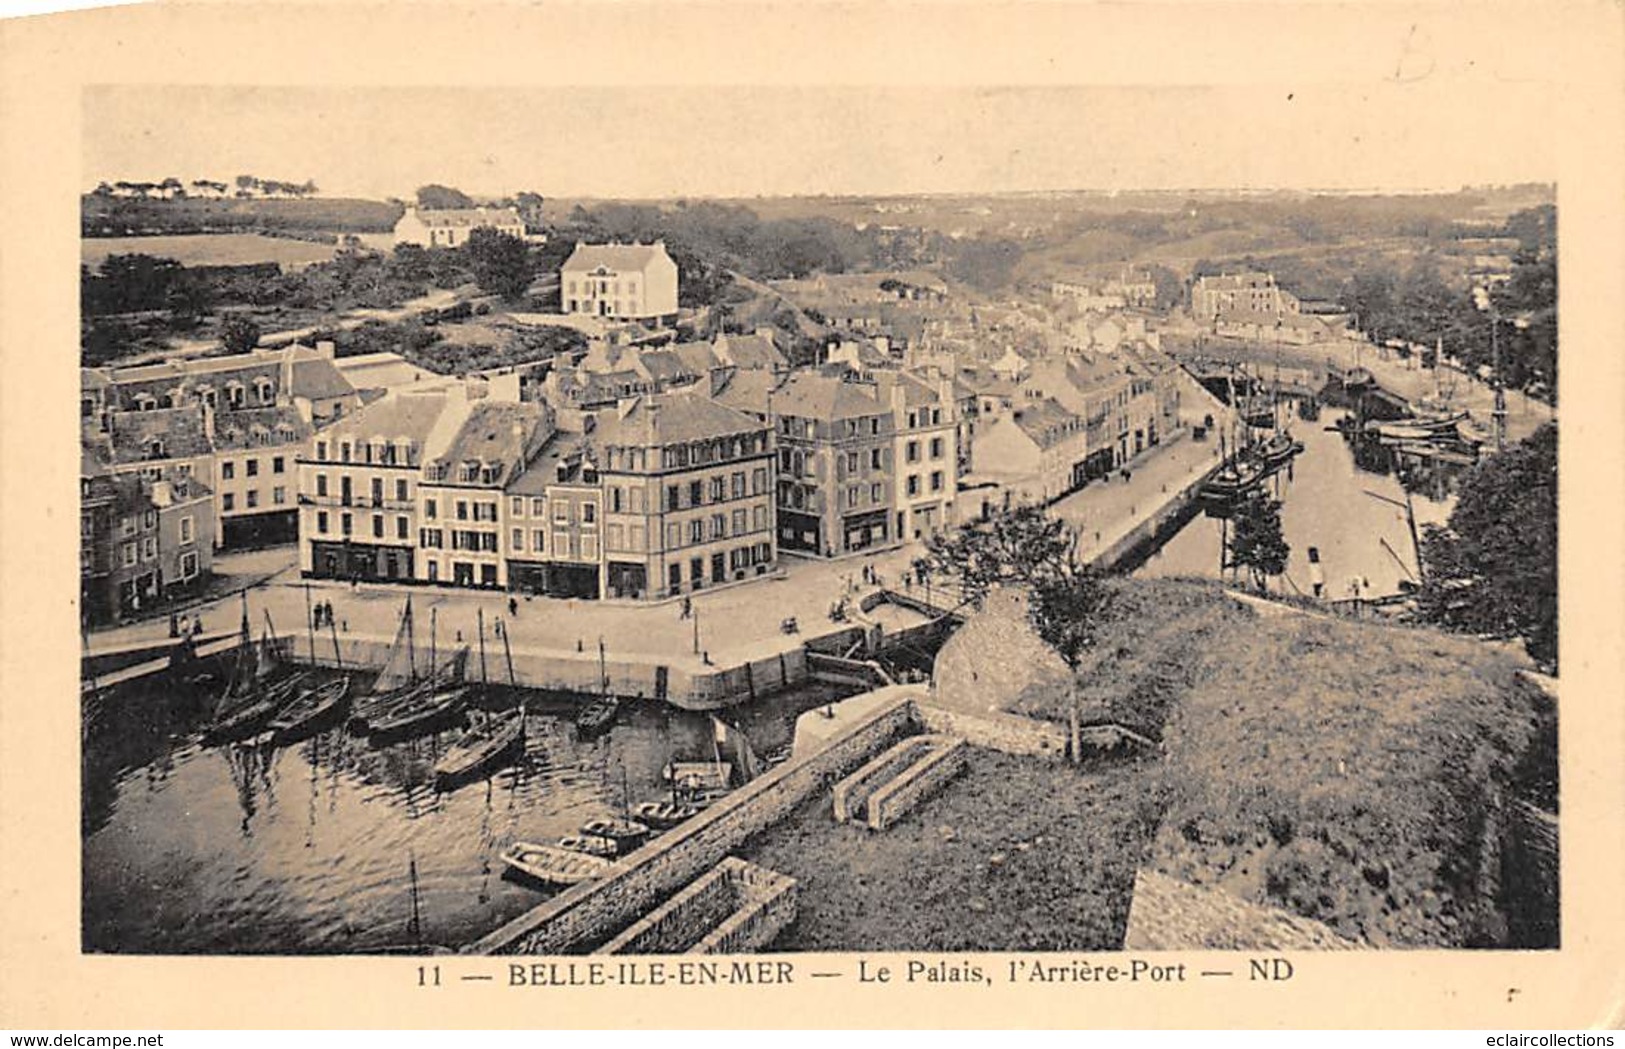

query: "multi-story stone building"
left=81, top=342, right=358, bottom=549
left=560, top=241, right=679, bottom=321
left=873, top=371, right=959, bottom=542
left=1191, top=272, right=1302, bottom=321
left=594, top=391, right=776, bottom=600
left=418, top=400, right=555, bottom=590
left=718, top=370, right=896, bottom=558
left=299, top=385, right=463, bottom=583
left=80, top=465, right=214, bottom=625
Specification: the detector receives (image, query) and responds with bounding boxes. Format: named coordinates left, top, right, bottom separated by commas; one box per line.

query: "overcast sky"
left=84, top=84, right=1557, bottom=201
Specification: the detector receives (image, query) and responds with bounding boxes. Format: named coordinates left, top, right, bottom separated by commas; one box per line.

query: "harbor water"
left=81, top=674, right=851, bottom=954
left=1136, top=411, right=1458, bottom=599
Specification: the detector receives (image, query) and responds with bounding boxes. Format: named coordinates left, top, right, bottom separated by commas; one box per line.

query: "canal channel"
left=1135, top=408, right=1460, bottom=599
left=82, top=674, right=855, bottom=955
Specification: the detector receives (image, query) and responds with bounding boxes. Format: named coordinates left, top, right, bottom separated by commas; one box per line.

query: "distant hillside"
left=83, top=196, right=403, bottom=237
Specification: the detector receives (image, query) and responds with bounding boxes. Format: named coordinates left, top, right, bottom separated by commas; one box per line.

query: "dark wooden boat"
left=348, top=598, right=468, bottom=733
left=556, top=834, right=620, bottom=859
left=580, top=817, right=650, bottom=845
left=499, top=841, right=616, bottom=886
left=206, top=671, right=313, bottom=744
left=575, top=695, right=620, bottom=739
left=432, top=708, right=525, bottom=786
left=267, top=677, right=352, bottom=744
left=633, top=800, right=698, bottom=830
left=1257, top=431, right=1305, bottom=470
left=366, top=686, right=470, bottom=745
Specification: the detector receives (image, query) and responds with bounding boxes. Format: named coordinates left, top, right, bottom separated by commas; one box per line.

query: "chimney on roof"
left=316, top=340, right=336, bottom=359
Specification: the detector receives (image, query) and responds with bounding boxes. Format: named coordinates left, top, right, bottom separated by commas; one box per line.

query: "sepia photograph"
left=3, top=0, right=1622, bottom=1032
left=76, top=83, right=1559, bottom=959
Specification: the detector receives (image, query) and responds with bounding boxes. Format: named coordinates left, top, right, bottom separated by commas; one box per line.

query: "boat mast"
left=404, top=597, right=416, bottom=684
left=430, top=607, right=437, bottom=676
left=501, top=619, right=517, bottom=687
left=478, top=607, right=489, bottom=686
left=304, top=582, right=317, bottom=665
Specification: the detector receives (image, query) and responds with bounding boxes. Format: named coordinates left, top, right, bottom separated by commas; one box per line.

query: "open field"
left=82, top=233, right=339, bottom=270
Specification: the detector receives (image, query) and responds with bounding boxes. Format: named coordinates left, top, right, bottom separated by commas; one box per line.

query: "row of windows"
left=313, top=511, right=410, bottom=541
left=903, top=437, right=947, bottom=464
left=219, top=456, right=286, bottom=481
left=313, top=439, right=414, bottom=466
left=120, top=536, right=158, bottom=567
left=566, top=278, right=641, bottom=297
left=904, top=471, right=948, bottom=498
left=844, top=482, right=888, bottom=509
left=222, top=487, right=287, bottom=512
left=903, top=408, right=945, bottom=429
left=661, top=505, right=770, bottom=550
left=119, top=511, right=157, bottom=538
left=662, top=469, right=769, bottom=512
left=665, top=542, right=773, bottom=589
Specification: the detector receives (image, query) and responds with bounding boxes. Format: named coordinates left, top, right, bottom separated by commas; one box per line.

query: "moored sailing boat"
left=432, top=704, right=526, bottom=788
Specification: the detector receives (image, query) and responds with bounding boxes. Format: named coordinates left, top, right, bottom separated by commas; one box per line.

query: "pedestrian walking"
left=680, top=596, right=692, bottom=620
left=508, top=596, right=518, bottom=618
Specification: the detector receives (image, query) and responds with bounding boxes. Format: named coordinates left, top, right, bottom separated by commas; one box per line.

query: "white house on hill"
left=394, top=205, right=527, bottom=248
left=560, top=241, right=679, bottom=322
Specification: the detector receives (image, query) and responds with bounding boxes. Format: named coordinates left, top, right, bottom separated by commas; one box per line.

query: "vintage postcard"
left=1, top=0, right=1622, bottom=1031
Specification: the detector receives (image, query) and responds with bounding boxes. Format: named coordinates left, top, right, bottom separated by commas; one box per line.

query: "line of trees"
left=90, top=175, right=319, bottom=200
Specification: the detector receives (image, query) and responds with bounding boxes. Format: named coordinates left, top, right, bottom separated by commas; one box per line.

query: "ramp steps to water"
left=593, top=857, right=798, bottom=956
left=831, top=733, right=967, bottom=831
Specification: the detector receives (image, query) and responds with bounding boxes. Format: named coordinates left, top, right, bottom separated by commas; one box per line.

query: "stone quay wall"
left=289, top=633, right=809, bottom=711
left=468, top=685, right=925, bottom=955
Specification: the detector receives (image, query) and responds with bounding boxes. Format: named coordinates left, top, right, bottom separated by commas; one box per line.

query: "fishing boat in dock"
left=366, top=684, right=470, bottom=745
left=432, top=706, right=525, bottom=787
left=204, top=601, right=311, bottom=744
left=1256, top=430, right=1305, bottom=471
left=632, top=799, right=699, bottom=830
left=500, top=841, right=617, bottom=886
left=348, top=598, right=469, bottom=734
left=266, top=677, right=351, bottom=745
left=580, top=817, right=650, bottom=847
left=575, top=695, right=620, bottom=739
left=556, top=834, right=622, bottom=859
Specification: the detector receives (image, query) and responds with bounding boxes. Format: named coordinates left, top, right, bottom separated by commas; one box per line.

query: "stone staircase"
left=831, top=733, right=967, bottom=831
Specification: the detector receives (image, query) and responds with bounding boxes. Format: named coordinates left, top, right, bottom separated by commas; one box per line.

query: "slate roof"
left=410, top=206, right=523, bottom=229
left=668, top=340, right=721, bottom=376
left=323, top=389, right=454, bottom=447
left=211, top=406, right=312, bottom=451
left=432, top=401, right=553, bottom=487
left=759, top=371, right=886, bottom=421
left=289, top=357, right=357, bottom=401
left=1010, top=399, right=1082, bottom=451
left=713, top=332, right=785, bottom=371
left=594, top=390, right=763, bottom=449
left=99, top=408, right=214, bottom=464
left=561, top=241, right=672, bottom=274
left=507, top=429, right=591, bottom=495
left=636, top=349, right=699, bottom=386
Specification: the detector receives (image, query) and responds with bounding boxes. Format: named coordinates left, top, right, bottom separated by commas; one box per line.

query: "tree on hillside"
left=1415, top=423, right=1556, bottom=669
left=417, top=184, right=474, bottom=210
left=219, top=314, right=262, bottom=355
left=1227, top=490, right=1290, bottom=592
left=945, top=236, right=1021, bottom=293
left=464, top=227, right=533, bottom=300
left=915, top=503, right=1112, bottom=763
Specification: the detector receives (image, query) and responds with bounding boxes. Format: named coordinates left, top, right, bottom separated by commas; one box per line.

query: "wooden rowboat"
left=499, top=841, right=616, bottom=886
left=633, top=800, right=698, bottom=830
left=267, top=678, right=352, bottom=744
left=556, top=834, right=620, bottom=859
left=366, top=686, right=470, bottom=746
left=433, top=709, right=525, bottom=787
